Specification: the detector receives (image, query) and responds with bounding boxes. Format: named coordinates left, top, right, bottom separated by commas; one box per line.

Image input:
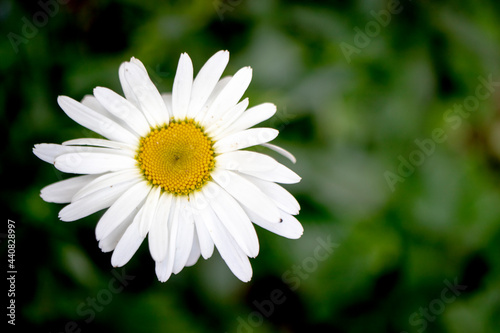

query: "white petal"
left=215, top=150, right=301, bottom=184
left=93, top=87, right=150, bottom=137
left=57, top=96, right=138, bottom=145
left=216, top=151, right=276, bottom=173
left=54, top=152, right=137, bottom=174
left=81, top=95, right=108, bottom=114
left=191, top=194, right=215, bottom=259
left=187, top=50, right=229, bottom=119
left=185, top=229, right=201, bottom=267
left=138, top=186, right=162, bottom=238
left=249, top=209, right=304, bottom=239
left=206, top=98, right=249, bottom=138
left=33, top=143, right=77, bottom=164
left=117, top=58, right=149, bottom=108
left=58, top=179, right=138, bottom=221
left=122, top=61, right=169, bottom=127
left=119, top=62, right=140, bottom=107
left=203, top=182, right=259, bottom=258
left=148, top=193, right=173, bottom=262
left=95, top=181, right=151, bottom=241
left=172, top=197, right=195, bottom=274
left=35, top=143, right=134, bottom=166
left=82, top=95, right=137, bottom=134
left=98, top=211, right=135, bottom=252
left=81, top=94, right=132, bottom=129
left=155, top=259, right=170, bottom=282
left=172, top=53, right=193, bottom=119
left=62, top=138, right=136, bottom=151
left=40, top=174, right=99, bottom=204
left=161, top=93, right=173, bottom=118
left=201, top=67, right=252, bottom=127
left=111, top=209, right=145, bottom=267
left=72, top=169, right=142, bottom=202
left=130, top=57, right=148, bottom=72
left=217, top=231, right=253, bottom=283
left=211, top=169, right=280, bottom=223
left=241, top=174, right=300, bottom=215
left=216, top=103, right=276, bottom=139
left=194, top=220, right=216, bottom=260
left=242, top=162, right=301, bottom=184
left=260, top=143, right=297, bottom=164
left=213, top=128, right=278, bottom=153
left=193, top=191, right=252, bottom=282
left=155, top=197, right=180, bottom=282
left=194, top=76, right=232, bottom=123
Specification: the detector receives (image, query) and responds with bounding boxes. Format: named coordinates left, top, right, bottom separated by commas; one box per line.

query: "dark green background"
left=2, top=0, right=500, bottom=332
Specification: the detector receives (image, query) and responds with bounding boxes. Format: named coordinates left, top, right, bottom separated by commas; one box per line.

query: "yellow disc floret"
left=136, top=119, right=215, bottom=195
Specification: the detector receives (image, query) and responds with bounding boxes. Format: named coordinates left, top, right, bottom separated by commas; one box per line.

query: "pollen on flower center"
left=136, top=119, right=215, bottom=195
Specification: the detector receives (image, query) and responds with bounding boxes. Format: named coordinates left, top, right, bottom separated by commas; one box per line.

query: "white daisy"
left=33, top=50, right=302, bottom=282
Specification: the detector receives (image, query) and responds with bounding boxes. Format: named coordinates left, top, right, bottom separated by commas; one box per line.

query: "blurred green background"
left=2, top=0, right=500, bottom=332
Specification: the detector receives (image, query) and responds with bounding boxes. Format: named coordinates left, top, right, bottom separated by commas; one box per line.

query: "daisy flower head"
left=33, top=51, right=302, bottom=282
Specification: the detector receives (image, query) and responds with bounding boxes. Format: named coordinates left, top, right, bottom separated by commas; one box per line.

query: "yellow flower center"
left=136, top=119, right=215, bottom=195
